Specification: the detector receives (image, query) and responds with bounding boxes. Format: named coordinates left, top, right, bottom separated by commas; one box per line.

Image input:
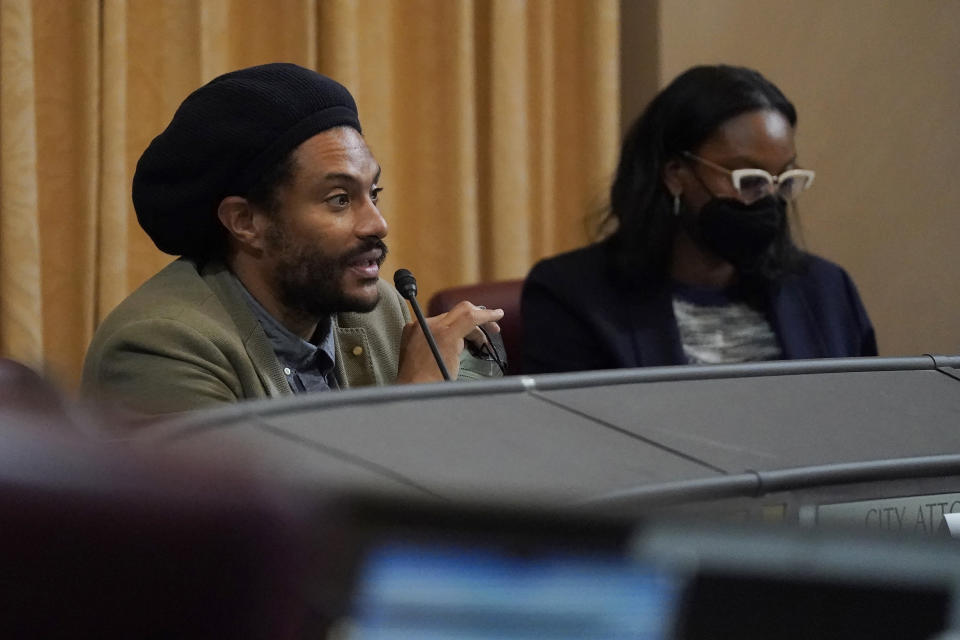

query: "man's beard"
left=265, top=222, right=387, bottom=317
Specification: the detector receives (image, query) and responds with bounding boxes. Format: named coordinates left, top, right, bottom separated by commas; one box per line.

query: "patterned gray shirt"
left=671, top=283, right=782, bottom=365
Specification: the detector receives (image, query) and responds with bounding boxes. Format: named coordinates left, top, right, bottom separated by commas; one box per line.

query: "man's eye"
left=327, top=194, right=350, bottom=208
left=371, top=186, right=384, bottom=203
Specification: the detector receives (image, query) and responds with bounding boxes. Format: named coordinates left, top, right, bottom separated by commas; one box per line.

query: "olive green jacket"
left=82, top=258, right=410, bottom=415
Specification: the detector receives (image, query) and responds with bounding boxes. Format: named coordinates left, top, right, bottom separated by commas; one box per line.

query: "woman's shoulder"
left=784, top=252, right=865, bottom=307
left=792, top=252, right=856, bottom=285
left=527, top=243, right=610, bottom=281
left=523, top=242, right=650, bottom=315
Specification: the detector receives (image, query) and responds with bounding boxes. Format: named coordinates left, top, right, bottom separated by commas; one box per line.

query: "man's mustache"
left=340, top=238, right=388, bottom=266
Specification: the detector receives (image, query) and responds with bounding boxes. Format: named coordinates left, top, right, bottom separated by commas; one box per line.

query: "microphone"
left=393, top=268, right=451, bottom=381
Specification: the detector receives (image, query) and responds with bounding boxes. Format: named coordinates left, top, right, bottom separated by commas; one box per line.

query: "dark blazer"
left=521, top=243, right=877, bottom=374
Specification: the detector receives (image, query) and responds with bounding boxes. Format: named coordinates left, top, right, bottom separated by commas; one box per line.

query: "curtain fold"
left=99, top=0, right=129, bottom=319
left=30, top=0, right=100, bottom=384
left=0, top=0, right=619, bottom=388
left=0, top=0, right=43, bottom=368
left=487, top=0, right=530, bottom=279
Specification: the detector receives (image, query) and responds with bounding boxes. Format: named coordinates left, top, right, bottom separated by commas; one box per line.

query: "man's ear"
left=216, top=196, right=269, bottom=253
left=662, top=157, right=686, bottom=197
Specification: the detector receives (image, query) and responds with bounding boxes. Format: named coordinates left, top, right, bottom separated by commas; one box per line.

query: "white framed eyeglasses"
left=682, top=151, right=815, bottom=204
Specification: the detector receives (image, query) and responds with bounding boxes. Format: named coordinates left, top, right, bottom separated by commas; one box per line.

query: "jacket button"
left=352, top=346, right=363, bottom=356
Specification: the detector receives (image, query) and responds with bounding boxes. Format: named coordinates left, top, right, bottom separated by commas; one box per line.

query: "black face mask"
left=681, top=195, right=786, bottom=271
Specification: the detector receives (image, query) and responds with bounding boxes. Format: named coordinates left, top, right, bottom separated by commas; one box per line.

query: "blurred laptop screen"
left=343, top=542, right=682, bottom=640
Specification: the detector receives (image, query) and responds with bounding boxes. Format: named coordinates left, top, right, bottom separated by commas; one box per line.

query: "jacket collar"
left=765, top=276, right=826, bottom=359
left=331, top=321, right=373, bottom=389
left=199, top=259, right=292, bottom=397
left=625, top=279, right=686, bottom=367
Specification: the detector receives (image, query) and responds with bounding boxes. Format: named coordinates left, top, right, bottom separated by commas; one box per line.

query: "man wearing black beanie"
left=81, top=63, right=503, bottom=417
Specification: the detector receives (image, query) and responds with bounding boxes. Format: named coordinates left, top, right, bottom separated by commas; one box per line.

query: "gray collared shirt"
left=234, top=275, right=338, bottom=394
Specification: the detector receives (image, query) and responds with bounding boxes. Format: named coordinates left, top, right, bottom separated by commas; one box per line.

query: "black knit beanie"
left=132, top=63, right=362, bottom=257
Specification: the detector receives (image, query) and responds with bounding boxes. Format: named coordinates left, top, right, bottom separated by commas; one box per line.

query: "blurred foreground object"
left=0, top=419, right=305, bottom=638
left=0, top=358, right=72, bottom=429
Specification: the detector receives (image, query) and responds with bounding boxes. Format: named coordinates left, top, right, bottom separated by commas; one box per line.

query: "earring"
left=673, top=194, right=681, bottom=216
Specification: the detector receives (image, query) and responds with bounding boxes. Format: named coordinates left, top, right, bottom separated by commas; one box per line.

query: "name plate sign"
left=816, top=493, right=960, bottom=535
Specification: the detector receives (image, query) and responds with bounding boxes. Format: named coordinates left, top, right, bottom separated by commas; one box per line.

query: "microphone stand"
left=394, top=269, right=451, bottom=381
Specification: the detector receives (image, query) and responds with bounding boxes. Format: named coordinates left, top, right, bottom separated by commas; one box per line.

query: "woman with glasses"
left=521, top=64, right=876, bottom=373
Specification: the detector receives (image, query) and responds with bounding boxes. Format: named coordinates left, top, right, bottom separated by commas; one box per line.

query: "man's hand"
left=396, top=301, right=504, bottom=383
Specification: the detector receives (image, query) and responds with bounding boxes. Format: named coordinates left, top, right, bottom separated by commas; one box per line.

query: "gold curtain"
left=0, top=0, right=619, bottom=389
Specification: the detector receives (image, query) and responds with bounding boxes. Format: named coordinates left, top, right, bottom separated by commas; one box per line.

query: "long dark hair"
left=603, top=64, right=804, bottom=283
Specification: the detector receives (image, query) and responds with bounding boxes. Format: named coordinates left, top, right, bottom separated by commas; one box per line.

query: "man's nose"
left=356, top=197, right=388, bottom=238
